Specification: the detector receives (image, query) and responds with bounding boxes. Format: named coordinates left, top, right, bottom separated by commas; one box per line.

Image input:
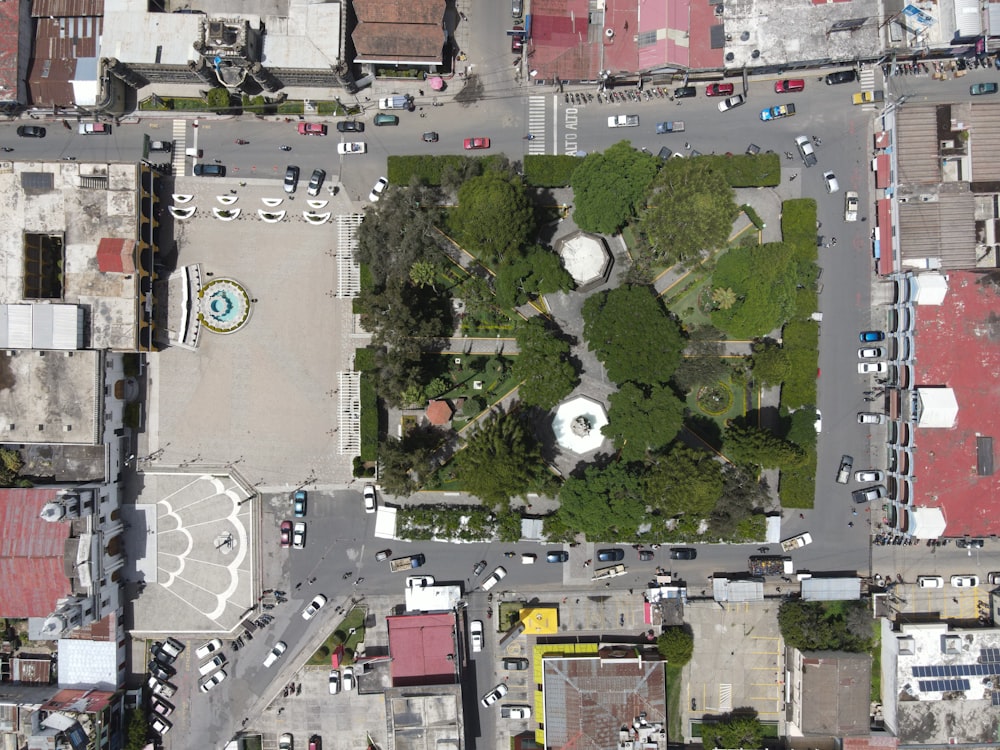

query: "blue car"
left=293, top=490, right=307, bottom=517
left=859, top=331, right=885, bottom=343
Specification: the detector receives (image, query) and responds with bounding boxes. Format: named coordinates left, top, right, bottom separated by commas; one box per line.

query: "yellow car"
left=851, top=90, right=884, bottom=105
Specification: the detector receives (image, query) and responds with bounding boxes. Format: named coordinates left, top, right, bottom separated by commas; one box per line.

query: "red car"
left=512, top=25, right=524, bottom=52
left=464, top=137, right=491, bottom=150
left=297, top=122, right=328, bottom=136
left=774, top=79, right=805, bottom=93
left=280, top=520, right=292, bottom=548
left=705, top=83, right=734, bottom=97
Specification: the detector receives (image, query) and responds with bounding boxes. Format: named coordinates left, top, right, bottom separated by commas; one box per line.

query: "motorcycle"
left=487, top=607, right=493, bottom=619
left=504, top=551, right=515, bottom=558
left=279, top=144, right=292, bottom=151
left=234, top=139, right=249, bottom=145
left=343, top=571, right=353, bottom=579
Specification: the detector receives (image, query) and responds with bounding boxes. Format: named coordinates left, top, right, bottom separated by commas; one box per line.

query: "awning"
left=874, top=131, right=892, bottom=149
left=911, top=507, right=946, bottom=538
left=874, top=154, right=891, bottom=189
left=877, top=199, right=894, bottom=275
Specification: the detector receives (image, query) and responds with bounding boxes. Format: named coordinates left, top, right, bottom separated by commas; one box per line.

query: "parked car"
left=597, top=548, right=625, bottom=562
left=307, top=168, right=326, bottom=197
left=336, top=121, right=364, bottom=133
left=342, top=667, right=355, bottom=691
left=774, top=79, right=805, bottom=93
left=147, top=661, right=174, bottom=681
left=717, top=95, right=745, bottom=112
left=501, top=705, right=532, bottom=719
left=481, top=683, right=509, bottom=707
left=674, top=86, right=697, bottom=98
left=149, top=140, right=172, bottom=152
left=159, top=638, right=185, bottom=658
left=669, top=548, right=697, bottom=560
left=823, top=171, right=840, bottom=193
left=376, top=549, right=392, bottom=562
left=951, top=575, right=980, bottom=588
left=283, top=165, right=300, bottom=193
left=988, top=572, right=1000, bottom=585
left=151, top=717, right=172, bottom=736
left=199, top=669, right=228, bottom=692
left=794, top=135, right=817, bottom=167
left=298, top=123, right=328, bottom=135
left=837, top=455, right=854, bottom=484
left=464, top=137, right=491, bottom=150
left=194, top=164, right=226, bottom=177
left=195, top=639, right=223, bottom=660
left=860, top=330, right=885, bottom=342
left=512, top=0, right=522, bottom=16
left=844, top=191, right=859, bottom=221
left=328, top=670, right=340, bottom=694
left=917, top=575, right=943, bottom=588
left=337, top=142, right=367, bottom=155
left=638, top=550, right=654, bottom=561
left=546, top=550, right=569, bottom=563
left=956, top=538, right=985, bottom=549
left=858, top=347, right=883, bottom=359
left=970, top=82, right=999, bottom=96
left=309, top=735, right=321, bottom=750
left=473, top=559, right=488, bottom=575
left=481, top=566, right=507, bottom=591
left=511, top=25, right=524, bottom=52
left=16, top=125, right=46, bottom=138
left=148, top=678, right=177, bottom=699
left=422, top=132, right=439, bottom=143
left=407, top=575, right=435, bottom=588
left=858, top=362, right=888, bottom=375
left=502, top=657, right=529, bottom=670
left=280, top=520, right=292, bottom=548
left=825, top=70, right=857, bottom=85
left=263, top=641, right=287, bottom=668
left=302, top=595, right=327, bottom=620
left=78, top=122, right=111, bottom=135
left=705, top=82, right=735, bottom=97
left=854, top=470, right=884, bottom=483
left=292, top=522, right=306, bottom=549
left=852, top=485, right=886, bottom=503
left=374, top=113, right=399, bottom=126
left=279, top=733, right=293, bottom=750
left=857, top=412, right=886, bottom=424
left=368, top=178, right=388, bottom=203
left=293, top=490, right=307, bottom=517
left=470, top=620, right=483, bottom=652
left=199, top=655, right=226, bottom=676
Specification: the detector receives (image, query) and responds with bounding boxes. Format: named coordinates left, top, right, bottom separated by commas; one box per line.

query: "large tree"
left=454, top=409, right=553, bottom=506
left=571, top=141, right=660, bottom=234
left=656, top=626, right=694, bottom=666
left=750, top=338, right=791, bottom=387
left=672, top=325, right=730, bottom=395
left=603, top=382, right=685, bottom=461
left=639, top=159, right=739, bottom=264
left=710, top=242, right=796, bottom=338
left=450, top=171, right=535, bottom=263
left=549, top=462, right=646, bottom=540
left=645, top=445, right=724, bottom=518
left=778, top=600, right=874, bottom=652
left=582, top=285, right=684, bottom=386
left=512, top=318, right=579, bottom=411
left=495, top=247, right=574, bottom=309
left=702, top=712, right=765, bottom=750
left=723, top=423, right=804, bottom=469
left=356, top=278, right=453, bottom=349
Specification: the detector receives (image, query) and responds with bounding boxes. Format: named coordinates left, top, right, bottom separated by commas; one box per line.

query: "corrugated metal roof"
left=0, top=0, right=24, bottom=106
left=897, top=188, right=977, bottom=269
left=896, top=107, right=940, bottom=185
left=32, top=0, right=104, bottom=17
left=800, top=577, right=862, bottom=600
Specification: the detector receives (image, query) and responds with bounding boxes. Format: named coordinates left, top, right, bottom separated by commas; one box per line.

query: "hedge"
left=386, top=154, right=507, bottom=186
left=694, top=153, right=781, bottom=188
left=360, top=373, right=378, bottom=462
left=524, top=155, right=582, bottom=187
left=396, top=505, right=499, bottom=541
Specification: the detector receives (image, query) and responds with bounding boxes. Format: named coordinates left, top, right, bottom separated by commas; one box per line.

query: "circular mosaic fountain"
left=198, top=278, right=252, bottom=334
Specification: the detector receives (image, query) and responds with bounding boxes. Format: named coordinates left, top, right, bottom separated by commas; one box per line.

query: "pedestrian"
left=831, top=236, right=838, bottom=245
left=419, top=89, right=425, bottom=96
left=789, top=174, right=797, bottom=181
left=206, top=271, right=214, bottom=277
left=848, top=521, right=854, bottom=528
left=776, top=586, right=781, bottom=593
left=799, top=513, right=804, bottom=519
left=459, top=10, right=467, bottom=20
left=852, top=509, right=858, bottom=516
left=952, top=598, right=959, bottom=604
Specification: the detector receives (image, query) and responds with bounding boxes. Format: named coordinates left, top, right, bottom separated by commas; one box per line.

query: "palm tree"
left=409, top=261, right=438, bottom=291
left=711, top=286, right=737, bottom=310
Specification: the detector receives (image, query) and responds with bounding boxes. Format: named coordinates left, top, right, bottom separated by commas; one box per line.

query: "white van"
left=378, top=95, right=410, bottom=110
left=198, top=655, right=226, bottom=676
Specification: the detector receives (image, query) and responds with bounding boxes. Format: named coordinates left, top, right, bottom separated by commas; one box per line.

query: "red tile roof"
left=912, top=271, right=1000, bottom=536
left=0, top=488, right=72, bottom=617
left=25, top=0, right=103, bottom=107
left=352, top=0, right=444, bottom=63
left=97, top=238, right=135, bottom=274
left=386, top=613, right=458, bottom=686
left=425, top=399, right=453, bottom=425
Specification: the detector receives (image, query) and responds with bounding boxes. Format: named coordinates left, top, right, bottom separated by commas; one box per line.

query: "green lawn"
left=666, top=663, right=683, bottom=741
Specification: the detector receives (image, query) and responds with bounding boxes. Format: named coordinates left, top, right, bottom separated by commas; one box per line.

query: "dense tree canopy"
left=639, top=159, right=739, bottom=264
left=450, top=171, right=536, bottom=263
left=571, top=141, right=660, bottom=234
left=548, top=462, right=646, bottom=541
left=778, top=600, right=874, bottom=652
left=378, top=425, right=447, bottom=496
left=603, top=382, right=685, bottom=461
left=656, top=626, right=694, bottom=666
left=645, top=445, right=724, bottom=518
left=710, top=242, right=797, bottom=338
left=495, top=247, right=574, bottom=309
left=582, top=286, right=684, bottom=387
left=723, top=423, right=804, bottom=469
left=702, top=712, right=765, bottom=750
left=356, top=183, right=443, bottom=287
left=454, top=409, right=553, bottom=506
left=512, top=318, right=579, bottom=411
left=707, top=464, right=771, bottom=539
left=750, top=338, right=791, bottom=387
left=672, top=325, right=730, bottom=395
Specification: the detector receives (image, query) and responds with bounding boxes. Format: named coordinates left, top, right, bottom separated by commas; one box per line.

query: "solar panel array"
left=918, top=679, right=971, bottom=692
left=981, top=648, right=1000, bottom=663
left=912, top=663, right=1000, bottom=677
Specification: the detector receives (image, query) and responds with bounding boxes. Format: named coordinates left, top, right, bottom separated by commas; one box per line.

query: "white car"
left=337, top=141, right=367, bottom=155
left=406, top=575, right=435, bottom=588
left=844, top=190, right=859, bottom=221
left=503, top=705, right=532, bottom=719
left=302, top=594, right=327, bottom=620
left=195, top=638, right=223, bottom=660
left=951, top=575, right=979, bottom=588
left=481, top=566, right=507, bottom=591
left=858, top=347, right=883, bottom=359
left=263, top=641, right=287, bottom=668
left=368, top=177, right=388, bottom=202
left=363, top=483, right=377, bottom=513
left=823, top=170, right=840, bottom=193
left=329, top=669, right=340, bottom=694
left=917, top=576, right=944, bottom=588
left=481, top=683, right=509, bottom=707
left=151, top=717, right=172, bottom=736
left=470, top=620, right=484, bottom=652
left=858, top=362, right=887, bottom=375
left=279, top=734, right=293, bottom=750
left=198, top=654, right=226, bottom=676
left=342, top=666, right=355, bottom=691
left=199, top=669, right=228, bottom=693
left=794, top=135, right=817, bottom=167
left=717, top=94, right=745, bottom=112
left=858, top=412, right=886, bottom=425
left=854, top=470, right=884, bottom=482
left=292, top=521, right=306, bottom=549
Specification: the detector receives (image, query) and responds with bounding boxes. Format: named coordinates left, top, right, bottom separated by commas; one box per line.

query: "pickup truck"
left=655, top=121, right=685, bottom=133
left=389, top=553, right=425, bottom=572
left=852, top=91, right=884, bottom=105
left=844, top=191, right=859, bottom=222
left=780, top=532, right=813, bottom=552
left=608, top=114, right=639, bottom=128
left=836, top=454, right=853, bottom=484
left=79, top=122, right=111, bottom=135
left=759, top=103, right=795, bottom=121
left=337, top=142, right=367, bottom=155
left=592, top=563, right=627, bottom=580
left=748, top=556, right=793, bottom=576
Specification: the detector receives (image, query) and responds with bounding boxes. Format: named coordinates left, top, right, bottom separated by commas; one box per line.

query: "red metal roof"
left=43, top=688, right=115, bottom=714
left=386, top=613, right=458, bottom=687
left=912, top=271, right=1000, bottom=536
left=0, top=488, right=72, bottom=617
left=0, top=0, right=21, bottom=107
left=877, top=199, right=893, bottom=276
left=874, top=131, right=891, bottom=149
left=875, top=154, right=891, bottom=189
left=97, top=238, right=135, bottom=274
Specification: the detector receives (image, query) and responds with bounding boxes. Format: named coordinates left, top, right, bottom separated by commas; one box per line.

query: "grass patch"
left=870, top=627, right=882, bottom=702
left=665, top=663, right=683, bottom=741
left=307, top=606, right=367, bottom=666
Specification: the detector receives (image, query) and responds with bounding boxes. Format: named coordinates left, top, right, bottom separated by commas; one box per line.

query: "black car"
left=336, top=121, right=364, bottom=133
left=669, top=547, right=697, bottom=560
left=638, top=550, right=654, bottom=561
left=597, top=548, right=624, bottom=562
left=283, top=165, right=300, bottom=194
left=546, top=550, right=569, bottom=563
left=422, top=131, right=439, bottom=143
left=193, top=164, right=226, bottom=177
left=16, top=125, right=46, bottom=138
left=824, top=70, right=857, bottom=85
left=657, top=146, right=672, bottom=160
left=148, top=661, right=174, bottom=681
left=473, top=560, right=487, bottom=576
left=307, top=168, right=326, bottom=197
left=674, top=86, right=697, bottom=99
left=502, top=657, right=529, bottom=670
